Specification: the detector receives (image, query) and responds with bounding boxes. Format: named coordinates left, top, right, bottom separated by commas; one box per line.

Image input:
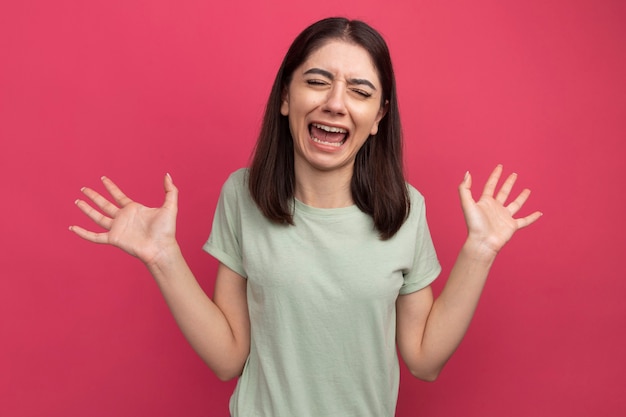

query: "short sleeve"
left=399, top=187, right=441, bottom=295
left=203, top=170, right=247, bottom=278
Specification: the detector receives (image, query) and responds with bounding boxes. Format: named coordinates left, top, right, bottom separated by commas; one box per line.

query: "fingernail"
left=464, top=171, right=469, bottom=180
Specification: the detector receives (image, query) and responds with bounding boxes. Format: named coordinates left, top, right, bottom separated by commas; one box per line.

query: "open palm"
left=459, top=165, right=542, bottom=256
left=70, top=174, right=179, bottom=265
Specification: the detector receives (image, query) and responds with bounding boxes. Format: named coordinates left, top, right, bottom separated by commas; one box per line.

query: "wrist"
left=143, top=239, right=182, bottom=272
left=461, top=236, right=498, bottom=265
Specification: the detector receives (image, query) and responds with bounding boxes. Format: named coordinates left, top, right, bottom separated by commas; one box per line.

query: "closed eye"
left=306, top=79, right=328, bottom=86
left=351, top=88, right=372, bottom=98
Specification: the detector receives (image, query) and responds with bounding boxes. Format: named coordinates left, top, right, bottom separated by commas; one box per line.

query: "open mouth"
left=309, top=123, right=348, bottom=147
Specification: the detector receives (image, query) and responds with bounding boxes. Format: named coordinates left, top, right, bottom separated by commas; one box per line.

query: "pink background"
left=1, top=1, right=625, bottom=416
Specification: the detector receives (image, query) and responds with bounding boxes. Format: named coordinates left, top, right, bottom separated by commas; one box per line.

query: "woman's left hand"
left=459, top=165, right=542, bottom=257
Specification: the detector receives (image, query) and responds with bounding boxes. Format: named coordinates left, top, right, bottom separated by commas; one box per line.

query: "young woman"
left=70, top=17, right=541, bottom=417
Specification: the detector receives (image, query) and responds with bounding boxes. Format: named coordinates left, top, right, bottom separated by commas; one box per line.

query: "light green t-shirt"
left=204, top=169, right=441, bottom=417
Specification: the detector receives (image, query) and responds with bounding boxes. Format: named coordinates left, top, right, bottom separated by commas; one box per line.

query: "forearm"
left=400, top=166, right=540, bottom=380
left=146, top=244, right=247, bottom=380
left=71, top=175, right=248, bottom=379
left=413, top=239, right=496, bottom=378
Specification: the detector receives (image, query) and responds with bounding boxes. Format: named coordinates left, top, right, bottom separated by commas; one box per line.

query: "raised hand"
left=70, top=174, right=179, bottom=265
left=459, top=165, right=542, bottom=256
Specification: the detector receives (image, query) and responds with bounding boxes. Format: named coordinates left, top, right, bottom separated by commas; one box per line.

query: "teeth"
left=311, top=137, right=344, bottom=147
left=312, top=123, right=347, bottom=133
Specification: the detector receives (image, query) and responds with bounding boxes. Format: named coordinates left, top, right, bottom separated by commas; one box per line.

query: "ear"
left=280, top=88, right=289, bottom=116
left=370, top=99, right=389, bottom=136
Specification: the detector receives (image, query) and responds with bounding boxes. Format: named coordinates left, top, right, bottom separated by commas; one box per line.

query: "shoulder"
left=406, top=183, right=426, bottom=207
left=219, top=168, right=265, bottom=219
left=223, top=167, right=249, bottom=188
left=403, top=183, right=430, bottom=229
left=219, top=168, right=249, bottom=198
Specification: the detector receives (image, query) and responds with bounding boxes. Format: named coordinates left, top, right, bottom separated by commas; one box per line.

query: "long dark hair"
left=248, top=17, right=409, bottom=240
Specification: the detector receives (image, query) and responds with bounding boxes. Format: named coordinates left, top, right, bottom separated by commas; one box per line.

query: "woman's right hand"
left=70, top=173, right=179, bottom=266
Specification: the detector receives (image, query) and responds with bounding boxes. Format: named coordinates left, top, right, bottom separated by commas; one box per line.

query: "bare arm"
left=70, top=175, right=250, bottom=380
left=397, top=165, right=542, bottom=381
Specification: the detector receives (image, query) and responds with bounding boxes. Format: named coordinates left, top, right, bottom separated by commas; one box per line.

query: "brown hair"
left=248, top=17, right=409, bottom=240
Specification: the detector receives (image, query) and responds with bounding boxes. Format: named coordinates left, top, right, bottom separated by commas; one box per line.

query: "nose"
left=322, top=84, right=347, bottom=115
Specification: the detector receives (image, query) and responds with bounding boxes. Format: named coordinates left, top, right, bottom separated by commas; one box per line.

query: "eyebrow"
left=303, top=68, right=377, bottom=91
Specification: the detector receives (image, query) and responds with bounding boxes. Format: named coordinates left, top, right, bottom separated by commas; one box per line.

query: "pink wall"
left=1, top=1, right=624, bottom=416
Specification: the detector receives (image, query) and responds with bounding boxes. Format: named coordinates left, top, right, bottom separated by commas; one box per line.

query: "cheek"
left=357, top=109, right=382, bottom=136
left=367, top=106, right=386, bottom=136
left=285, top=95, right=316, bottom=130
left=287, top=114, right=305, bottom=142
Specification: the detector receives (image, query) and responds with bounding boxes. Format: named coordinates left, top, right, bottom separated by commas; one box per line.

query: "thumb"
left=458, top=171, right=475, bottom=207
left=163, top=173, right=179, bottom=210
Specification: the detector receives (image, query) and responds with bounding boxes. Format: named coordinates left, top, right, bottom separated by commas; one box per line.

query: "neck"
left=294, top=164, right=354, bottom=208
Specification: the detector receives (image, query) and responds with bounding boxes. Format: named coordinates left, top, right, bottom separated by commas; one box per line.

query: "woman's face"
left=281, top=39, right=387, bottom=177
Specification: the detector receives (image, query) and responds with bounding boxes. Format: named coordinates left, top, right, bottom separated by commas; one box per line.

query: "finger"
left=101, top=176, right=133, bottom=207
left=495, top=172, right=518, bottom=204
left=74, top=199, right=113, bottom=230
left=515, top=211, right=543, bottom=229
left=506, top=188, right=531, bottom=216
left=162, top=173, right=179, bottom=211
left=69, top=225, right=109, bottom=244
left=458, top=171, right=475, bottom=207
left=81, top=187, right=119, bottom=217
left=482, top=164, right=503, bottom=198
